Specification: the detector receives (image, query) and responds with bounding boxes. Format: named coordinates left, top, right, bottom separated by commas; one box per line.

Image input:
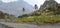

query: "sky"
left=1, top=0, right=60, bottom=8
left=24, top=0, right=45, bottom=8
left=24, top=0, right=60, bottom=8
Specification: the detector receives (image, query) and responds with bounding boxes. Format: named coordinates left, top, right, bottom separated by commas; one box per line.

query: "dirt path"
left=0, top=22, right=60, bottom=28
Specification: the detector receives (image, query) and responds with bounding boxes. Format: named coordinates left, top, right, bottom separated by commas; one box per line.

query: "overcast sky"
left=1, top=0, right=60, bottom=8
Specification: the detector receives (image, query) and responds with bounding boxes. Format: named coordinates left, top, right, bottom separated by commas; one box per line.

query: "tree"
left=34, top=4, right=38, bottom=9
left=22, top=8, right=25, bottom=12
left=0, top=11, right=5, bottom=19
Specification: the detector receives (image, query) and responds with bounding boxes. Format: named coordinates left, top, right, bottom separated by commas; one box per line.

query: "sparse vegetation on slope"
left=0, top=11, right=16, bottom=22
left=13, top=0, right=60, bottom=24
left=13, top=15, right=60, bottom=24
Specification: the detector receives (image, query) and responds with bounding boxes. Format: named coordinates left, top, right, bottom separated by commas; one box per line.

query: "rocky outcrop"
left=40, top=0, right=58, bottom=11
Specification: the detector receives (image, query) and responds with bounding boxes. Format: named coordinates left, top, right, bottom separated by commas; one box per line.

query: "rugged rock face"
left=40, top=0, right=58, bottom=11
left=31, top=0, right=59, bottom=16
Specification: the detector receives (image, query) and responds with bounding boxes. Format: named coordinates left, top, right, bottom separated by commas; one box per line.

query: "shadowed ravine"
left=0, top=22, right=60, bottom=28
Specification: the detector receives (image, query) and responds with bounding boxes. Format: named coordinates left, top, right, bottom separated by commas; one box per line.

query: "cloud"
left=24, top=0, right=45, bottom=8
left=55, top=0, right=60, bottom=3
left=1, top=0, right=18, bottom=3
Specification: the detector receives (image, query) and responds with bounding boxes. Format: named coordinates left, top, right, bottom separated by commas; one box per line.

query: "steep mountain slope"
left=21, top=0, right=60, bottom=17
left=0, top=0, right=34, bottom=17
left=40, top=0, right=58, bottom=11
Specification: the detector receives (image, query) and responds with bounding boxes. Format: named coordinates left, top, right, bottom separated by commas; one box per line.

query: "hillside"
left=18, top=0, right=60, bottom=17
left=15, top=0, right=60, bottom=24
left=0, top=11, right=15, bottom=19
left=33, top=0, right=60, bottom=16
left=40, top=0, right=58, bottom=11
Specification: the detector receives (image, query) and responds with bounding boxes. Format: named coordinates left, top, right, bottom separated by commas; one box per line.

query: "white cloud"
left=24, top=0, right=60, bottom=8
left=55, top=0, right=60, bottom=3
left=24, top=0, right=45, bottom=8
left=1, top=0, right=60, bottom=7
left=1, top=0, right=18, bottom=3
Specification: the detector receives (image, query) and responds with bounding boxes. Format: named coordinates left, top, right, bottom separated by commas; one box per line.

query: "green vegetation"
left=0, top=11, right=16, bottom=19
left=13, top=15, right=60, bottom=24
left=13, top=0, right=60, bottom=24
left=0, top=0, right=60, bottom=24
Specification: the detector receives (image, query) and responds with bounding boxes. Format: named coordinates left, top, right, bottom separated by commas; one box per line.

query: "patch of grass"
left=13, top=15, right=60, bottom=24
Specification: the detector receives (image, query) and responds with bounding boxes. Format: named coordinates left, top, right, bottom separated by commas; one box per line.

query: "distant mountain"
left=0, top=0, right=35, bottom=17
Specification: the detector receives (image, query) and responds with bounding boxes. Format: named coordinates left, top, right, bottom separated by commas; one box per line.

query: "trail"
left=0, top=22, right=60, bottom=28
